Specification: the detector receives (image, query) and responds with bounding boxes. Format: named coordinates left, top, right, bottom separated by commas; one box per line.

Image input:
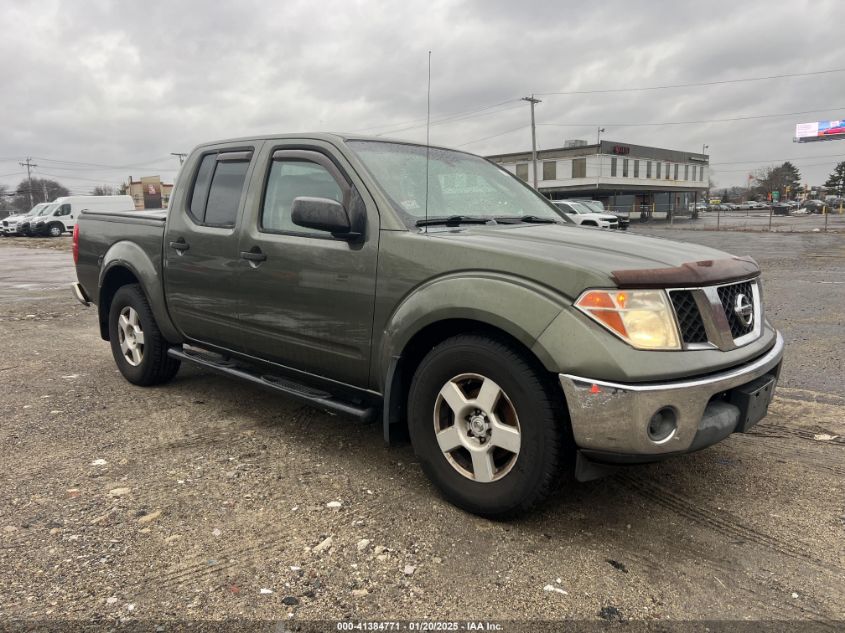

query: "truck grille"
left=667, top=279, right=761, bottom=350
left=717, top=281, right=755, bottom=339
left=670, top=290, right=708, bottom=343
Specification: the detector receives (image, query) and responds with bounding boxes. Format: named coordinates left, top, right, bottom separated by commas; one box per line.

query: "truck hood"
left=430, top=223, right=757, bottom=297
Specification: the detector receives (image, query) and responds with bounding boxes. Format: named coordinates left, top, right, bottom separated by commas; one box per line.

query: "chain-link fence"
left=608, top=202, right=845, bottom=232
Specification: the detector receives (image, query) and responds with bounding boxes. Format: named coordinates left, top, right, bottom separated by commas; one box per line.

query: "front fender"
left=99, top=241, right=181, bottom=343
left=377, top=272, right=568, bottom=389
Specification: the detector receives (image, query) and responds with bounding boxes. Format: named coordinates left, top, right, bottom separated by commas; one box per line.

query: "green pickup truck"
left=72, top=134, right=783, bottom=517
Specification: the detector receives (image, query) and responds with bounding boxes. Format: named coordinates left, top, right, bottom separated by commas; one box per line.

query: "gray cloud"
left=1, top=0, right=844, bottom=193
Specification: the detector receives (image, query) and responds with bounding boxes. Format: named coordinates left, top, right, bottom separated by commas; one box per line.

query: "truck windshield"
left=348, top=140, right=564, bottom=228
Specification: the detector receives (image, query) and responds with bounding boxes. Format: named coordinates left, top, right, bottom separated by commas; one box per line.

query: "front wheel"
left=408, top=334, right=569, bottom=518
left=47, top=223, right=63, bottom=237
left=108, top=284, right=180, bottom=386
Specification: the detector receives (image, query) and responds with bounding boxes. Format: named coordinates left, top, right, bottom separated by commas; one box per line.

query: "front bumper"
left=559, top=331, right=784, bottom=459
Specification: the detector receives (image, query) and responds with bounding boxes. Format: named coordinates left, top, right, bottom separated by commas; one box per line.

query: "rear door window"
left=188, top=151, right=252, bottom=227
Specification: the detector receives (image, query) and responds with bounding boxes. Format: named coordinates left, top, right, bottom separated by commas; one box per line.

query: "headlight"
left=574, top=289, right=680, bottom=350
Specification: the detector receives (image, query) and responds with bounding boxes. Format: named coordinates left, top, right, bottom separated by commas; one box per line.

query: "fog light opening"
left=647, top=407, right=677, bottom=443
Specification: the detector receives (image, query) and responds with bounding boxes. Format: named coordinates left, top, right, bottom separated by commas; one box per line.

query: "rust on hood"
left=611, top=256, right=760, bottom=288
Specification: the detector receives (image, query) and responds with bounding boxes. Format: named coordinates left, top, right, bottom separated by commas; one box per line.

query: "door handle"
left=240, top=249, right=267, bottom=263
left=169, top=239, right=190, bottom=252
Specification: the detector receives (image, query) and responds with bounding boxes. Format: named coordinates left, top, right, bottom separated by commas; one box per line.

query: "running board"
left=168, top=346, right=378, bottom=423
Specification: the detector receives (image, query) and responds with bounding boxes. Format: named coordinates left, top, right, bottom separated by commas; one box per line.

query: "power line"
left=535, top=67, right=845, bottom=96
left=454, top=125, right=528, bottom=148
left=710, top=153, right=845, bottom=166
left=31, top=163, right=172, bottom=173
left=35, top=171, right=125, bottom=184
left=30, top=155, right=172, bottom=169
left=353, top=97, right=520, bottom=135
left=373, top=100, right=524, bottom=137
left=536, top=106, right=845, bottom=129
left=711, top=159, right=845, bottom=173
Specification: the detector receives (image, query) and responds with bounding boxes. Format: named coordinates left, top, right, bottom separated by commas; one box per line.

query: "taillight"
left=72, top=224, right=80, bottom=264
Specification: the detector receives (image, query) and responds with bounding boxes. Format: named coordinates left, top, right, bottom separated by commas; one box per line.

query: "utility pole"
left=522, top=95, right=541, bottom=189
left=19, top=157, right=37, bottom=208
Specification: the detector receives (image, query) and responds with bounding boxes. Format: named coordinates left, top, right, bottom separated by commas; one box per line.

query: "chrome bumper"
left=559, top=331, right=784, bottom=456
left=71, top=282, right=91, bottom=307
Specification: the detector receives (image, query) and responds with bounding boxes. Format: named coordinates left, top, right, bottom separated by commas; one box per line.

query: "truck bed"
left=75, top=208, right=168, bottom=307
left=80, top=208, right=168, bottom=224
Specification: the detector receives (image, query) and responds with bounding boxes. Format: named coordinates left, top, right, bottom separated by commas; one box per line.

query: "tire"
left=408, top=334, right=569, bottom=518
left=48, top=223, right=63, bottom=237
left=108, top=284, right=180, bottom=386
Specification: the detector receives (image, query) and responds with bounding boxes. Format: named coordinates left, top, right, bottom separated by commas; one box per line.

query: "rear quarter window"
left=205, top=161, right=250, bottom=226
left=187, top=151, right=251, bottom=227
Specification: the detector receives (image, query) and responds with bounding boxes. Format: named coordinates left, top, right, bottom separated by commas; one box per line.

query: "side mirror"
left=291, top=197, right=360, bottom=240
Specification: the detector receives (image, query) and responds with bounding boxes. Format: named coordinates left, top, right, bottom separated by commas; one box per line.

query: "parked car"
left=825, top=197, right=845, bottom=211
left=30, top=195, right=134, bottom=237
left=800, top=200, right=827, bottom=214
left=570, top=199, right=630, bottom=230
left=72, top=133, right=783, bottom=517
left=552, top=200, right=619, bottom=228
left=2, top=202, right=50, bottom=236
left=18, top=203, right=58, bottom=236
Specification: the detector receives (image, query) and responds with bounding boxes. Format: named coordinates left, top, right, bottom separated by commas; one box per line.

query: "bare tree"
left=0, top=184, right=11, bottom=217
left=753, top=162, right=801, bottom=199
left=91, top=185, right=116, bottom=196
left=13, top=178, right=70, bottom=212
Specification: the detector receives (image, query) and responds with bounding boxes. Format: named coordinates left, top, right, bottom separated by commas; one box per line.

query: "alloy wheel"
left=117, top=306, right=145, bottom=366
left=433, top=373, right=521, bottom=482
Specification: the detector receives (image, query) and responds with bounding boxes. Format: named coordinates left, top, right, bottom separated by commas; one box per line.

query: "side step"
left=168, top=346, right=378, bottom=423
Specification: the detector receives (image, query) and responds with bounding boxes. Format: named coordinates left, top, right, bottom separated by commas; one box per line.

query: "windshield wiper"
left=494, top=215, right=560, bottom=224
left=415, top=215, right=494, bottom=227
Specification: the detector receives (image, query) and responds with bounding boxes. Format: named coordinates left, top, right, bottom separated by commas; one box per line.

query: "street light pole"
left=522, top=95, right=542, bottom=189
left=597, top=127, right=605, bottom=145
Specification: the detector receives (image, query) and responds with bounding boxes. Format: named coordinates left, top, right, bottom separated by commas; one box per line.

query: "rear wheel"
left=408, top=334, right=569, bottom=518
left=48, top=223, right=63, bottom=237
left=108, top=284, right=180, bottom=386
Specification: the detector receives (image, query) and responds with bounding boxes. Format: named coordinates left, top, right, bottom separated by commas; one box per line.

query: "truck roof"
left=192, top=132, right=466, bottom=155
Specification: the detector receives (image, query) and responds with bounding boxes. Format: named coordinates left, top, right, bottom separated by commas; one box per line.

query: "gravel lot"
left=1, top=232, right=843, bottom=626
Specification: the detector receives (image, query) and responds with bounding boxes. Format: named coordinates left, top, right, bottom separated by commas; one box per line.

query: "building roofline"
left=486, top=140, right=709, bottom=163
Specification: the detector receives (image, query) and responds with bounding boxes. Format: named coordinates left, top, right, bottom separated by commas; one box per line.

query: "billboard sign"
left=141, top=176, right=162, bottom=209
left=795, top=119, right=845, bottom=142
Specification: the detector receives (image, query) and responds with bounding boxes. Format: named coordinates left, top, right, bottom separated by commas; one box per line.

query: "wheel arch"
left=379, top=274, right=569, bottom=445
left=97, top=241, right=182, bottom=343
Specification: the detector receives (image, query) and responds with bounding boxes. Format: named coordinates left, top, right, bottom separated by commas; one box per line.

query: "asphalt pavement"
left=0, top=233, right=843, bottom=625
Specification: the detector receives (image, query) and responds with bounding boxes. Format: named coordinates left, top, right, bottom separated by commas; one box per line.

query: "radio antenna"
left=424, top=50, right=431, bottom=232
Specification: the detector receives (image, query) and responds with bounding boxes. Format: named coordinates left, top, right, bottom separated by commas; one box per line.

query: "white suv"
left=553, top=200, right=619, bottom=229
left=2, top=203, right=50, bottom=236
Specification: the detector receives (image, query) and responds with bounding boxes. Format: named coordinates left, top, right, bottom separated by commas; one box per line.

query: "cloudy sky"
left=1, top=0, right=844, bottom=195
